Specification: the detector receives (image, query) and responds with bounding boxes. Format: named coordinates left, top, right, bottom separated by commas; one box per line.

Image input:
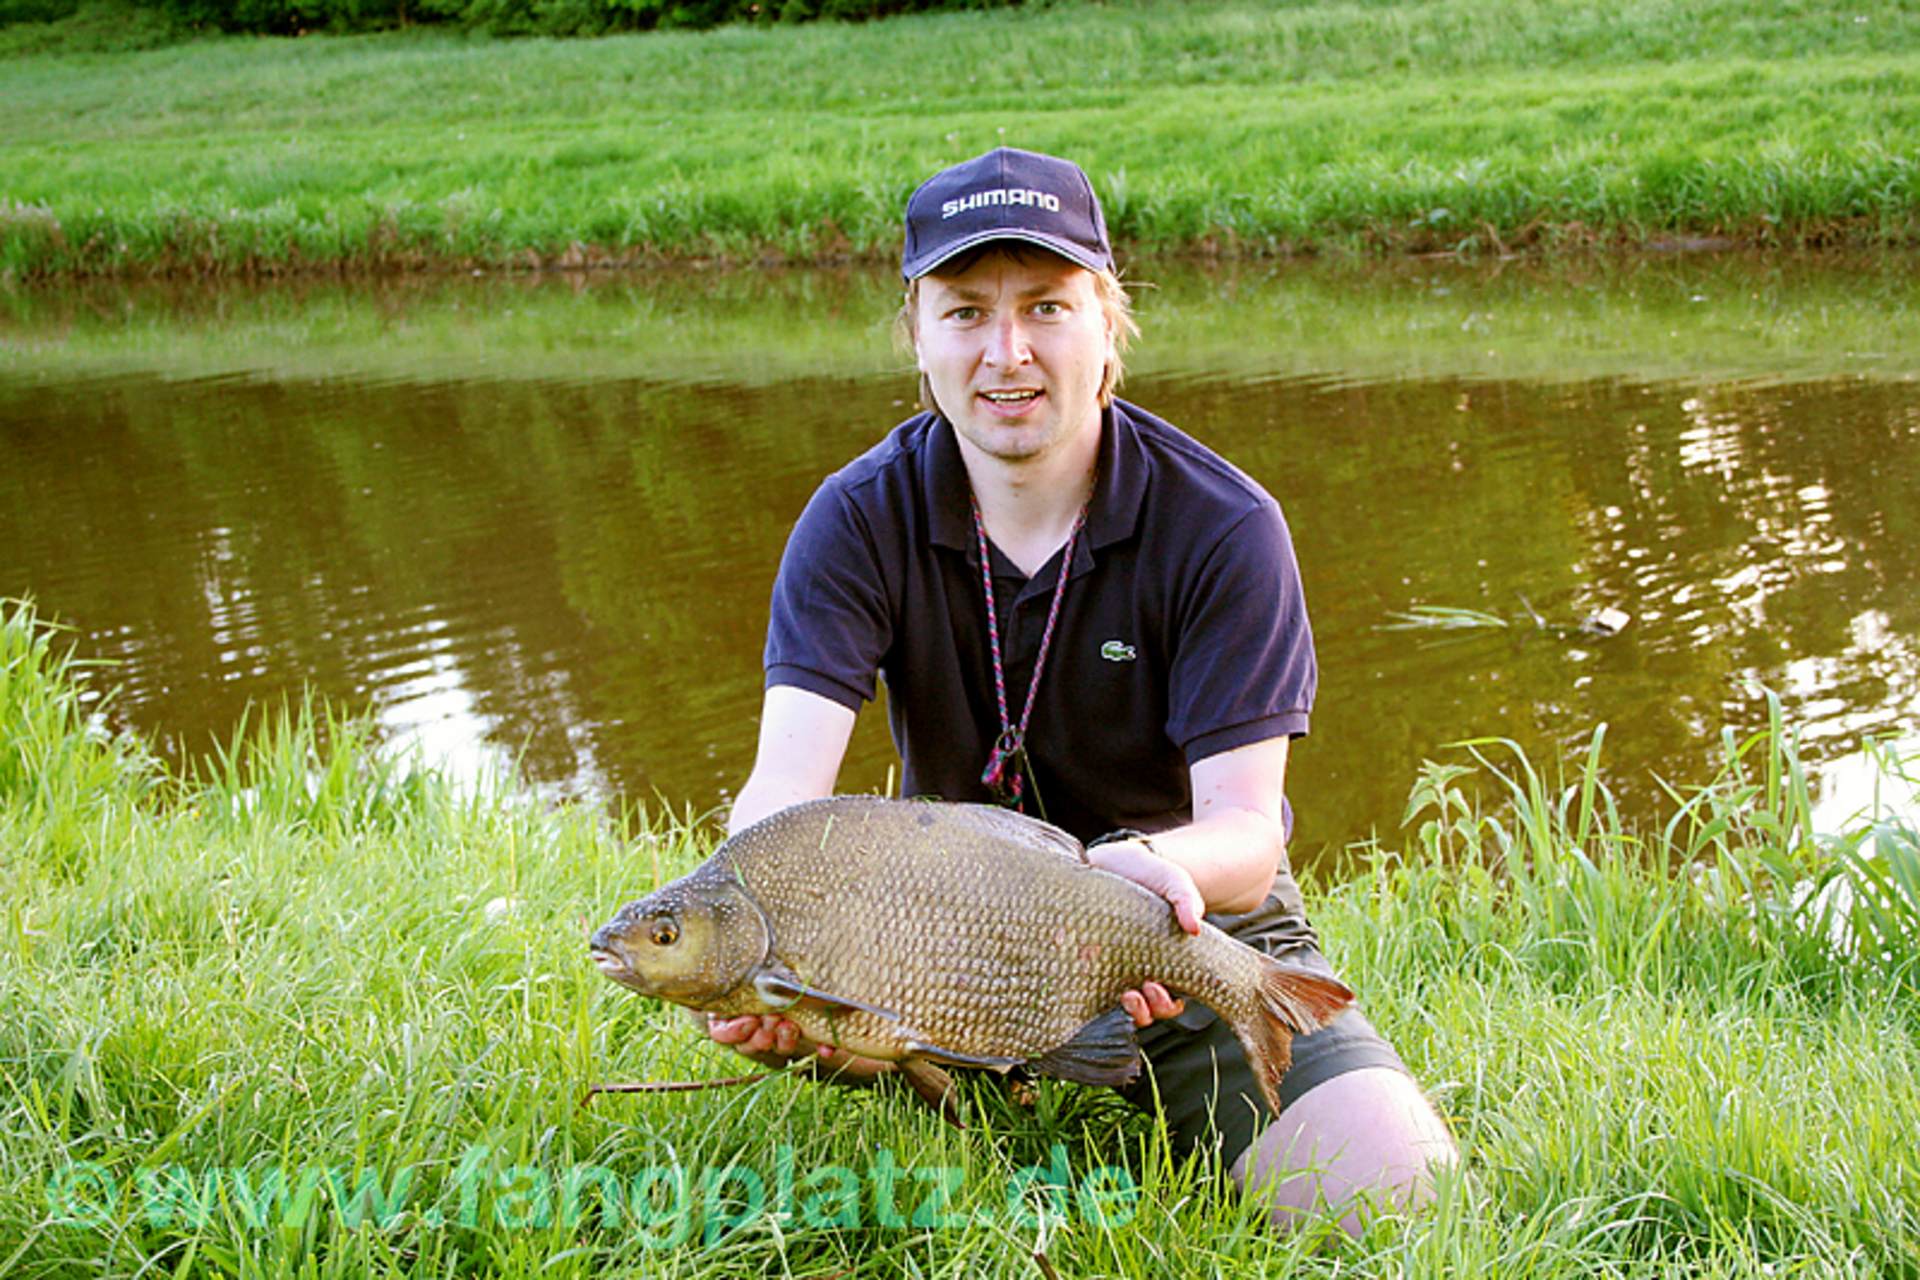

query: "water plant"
left=1379, top=605, right=1511, bottom=631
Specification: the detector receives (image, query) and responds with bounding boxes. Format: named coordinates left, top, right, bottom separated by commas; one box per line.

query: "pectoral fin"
left=1027, top=1007, right=1143, bottom=1087
left=752, top=968, right=902, bottom=1021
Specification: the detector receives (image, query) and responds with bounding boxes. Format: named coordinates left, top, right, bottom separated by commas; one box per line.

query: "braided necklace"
left=972, top=494, right=1087, bottom=815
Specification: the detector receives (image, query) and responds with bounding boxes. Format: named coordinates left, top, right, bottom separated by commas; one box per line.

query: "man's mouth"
left=980, top=390, right=1042, bottom=404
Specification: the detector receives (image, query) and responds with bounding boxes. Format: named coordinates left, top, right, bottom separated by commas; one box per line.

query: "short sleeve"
left=1165, top=499, right=1316, bottom=763
left=763, top=479, right=893, bottom=711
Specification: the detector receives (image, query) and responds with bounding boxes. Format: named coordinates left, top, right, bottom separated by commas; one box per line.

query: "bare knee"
left=1229, top=1066, right=1458, bottom=1236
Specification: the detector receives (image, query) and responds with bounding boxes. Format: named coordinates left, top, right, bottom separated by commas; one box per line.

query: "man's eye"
left=948, top=306, right=980, bottom=321
left=1033, top=301, right=1063, bottom=316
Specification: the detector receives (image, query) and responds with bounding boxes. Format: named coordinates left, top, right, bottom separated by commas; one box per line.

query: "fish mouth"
left=590, top=945, right=634, bottom=983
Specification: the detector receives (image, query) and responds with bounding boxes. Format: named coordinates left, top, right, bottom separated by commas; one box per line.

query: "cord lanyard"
left=972, top=495, right=1087, bottom=815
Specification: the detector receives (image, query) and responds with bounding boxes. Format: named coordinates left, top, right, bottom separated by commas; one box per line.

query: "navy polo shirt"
left=763, top=398, right=1317, bottom=851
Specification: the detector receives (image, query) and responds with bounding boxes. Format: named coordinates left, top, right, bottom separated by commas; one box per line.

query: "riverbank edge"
left=6, top=213, right=1914, bottom=284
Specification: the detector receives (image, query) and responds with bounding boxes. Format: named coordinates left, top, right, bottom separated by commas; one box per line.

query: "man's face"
left=913, top=248, right=1113, bottom=468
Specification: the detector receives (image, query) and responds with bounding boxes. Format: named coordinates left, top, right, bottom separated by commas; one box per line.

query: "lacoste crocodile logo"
left=1100, top=640, right=1137, bottom=662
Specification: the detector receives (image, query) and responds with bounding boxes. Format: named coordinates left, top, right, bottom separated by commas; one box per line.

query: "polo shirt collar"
left=924, top=402, right=1149, bottom=554
left=1088, top=399, right=1149, bottom=550
left=925, top=415, right=974, bottom=551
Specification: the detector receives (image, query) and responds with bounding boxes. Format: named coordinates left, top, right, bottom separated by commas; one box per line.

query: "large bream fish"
left=590, top=796, right=1352, bottom=1112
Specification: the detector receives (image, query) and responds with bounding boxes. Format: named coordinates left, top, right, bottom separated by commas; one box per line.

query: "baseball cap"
left=901, top=147, right=1114, bottom=282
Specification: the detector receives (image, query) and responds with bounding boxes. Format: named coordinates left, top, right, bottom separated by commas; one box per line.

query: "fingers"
left=1173, top=888, right=1204, bottom=936
left=1088, top=839, right=1207, bottom=935
left=705, top=1014, right=756, bottom=1045
left=706, top=1014, right=803, bottom=1056
left=1142, top=981, right=1186, bottom=1019
left=1159, top=862, right=1204, bottom=935
left=771, top=1019, right=802, bottom=1056
left=1119, top=983, right=1187, bottom=1028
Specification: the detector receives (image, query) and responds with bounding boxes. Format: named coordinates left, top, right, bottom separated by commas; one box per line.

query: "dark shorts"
left=1118, top=943, right=1409, bottom=1167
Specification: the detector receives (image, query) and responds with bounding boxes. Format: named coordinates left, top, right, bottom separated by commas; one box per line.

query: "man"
left=708, top=147, right=1457, bottom=1232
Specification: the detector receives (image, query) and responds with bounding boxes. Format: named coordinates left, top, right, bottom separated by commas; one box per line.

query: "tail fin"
left=1231, top=958, right=1354, bottom=1116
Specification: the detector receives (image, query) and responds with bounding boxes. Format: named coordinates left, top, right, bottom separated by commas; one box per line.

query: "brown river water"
left=3, top=256, right=1916, bottom=863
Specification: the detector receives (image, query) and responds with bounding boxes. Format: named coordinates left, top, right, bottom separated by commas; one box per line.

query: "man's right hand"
left=704, top=1013, right=895, bottom=1085
left=707, top=1013, right=812, bottom=1060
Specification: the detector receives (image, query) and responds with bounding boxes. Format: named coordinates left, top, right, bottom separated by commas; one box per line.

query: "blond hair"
left=893, top=243, right=1140, bottom=415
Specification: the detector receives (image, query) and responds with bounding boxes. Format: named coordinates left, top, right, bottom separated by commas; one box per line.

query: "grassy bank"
left=2, top=0, right=1918, bottom=279
left=4, top=596, right=1919, bottom=1277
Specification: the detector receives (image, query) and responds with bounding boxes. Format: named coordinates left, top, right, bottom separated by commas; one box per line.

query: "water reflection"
left=2, top=259, right=1916, bottom=861
left=1809, top=736, right=1920, bottom=836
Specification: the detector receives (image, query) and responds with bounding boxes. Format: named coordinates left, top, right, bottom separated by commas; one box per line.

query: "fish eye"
left=649, top=916, right=679, bottom=947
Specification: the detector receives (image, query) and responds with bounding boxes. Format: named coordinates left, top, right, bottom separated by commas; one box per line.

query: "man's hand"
left=1119, top=981, right=1186, bottom=1029
left=704, top=1014, right=895, bottom=1084
left=1087, top=838, right=1206, bottom=935
left=707, top=1013, right=812, bottom=1059
left=1087, top=838, right=1200, bottom=1028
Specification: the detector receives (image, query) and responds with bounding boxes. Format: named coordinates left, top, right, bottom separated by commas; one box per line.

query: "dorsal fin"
left=937, top=802, right=1087, bottom=865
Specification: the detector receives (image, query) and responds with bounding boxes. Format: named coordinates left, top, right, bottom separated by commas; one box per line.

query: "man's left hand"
left=1087, top=838, right=1206, bottom=934
left=1119, top=981, right=1185, bottom=1028
left=1087, top=837, right=1202, bottom=1028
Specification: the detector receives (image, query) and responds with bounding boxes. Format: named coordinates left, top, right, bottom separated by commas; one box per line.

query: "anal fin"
left=1027, top=1007, right=1142, bottom=1087
left=897, top=1059, right=966, bottom=1129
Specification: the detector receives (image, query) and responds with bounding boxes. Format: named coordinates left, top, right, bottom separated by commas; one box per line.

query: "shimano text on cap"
left=901, top=147, right=1114, bottom=282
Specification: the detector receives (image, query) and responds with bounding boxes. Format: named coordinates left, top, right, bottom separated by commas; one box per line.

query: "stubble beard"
left=943, top=387, right=1103, bottom=469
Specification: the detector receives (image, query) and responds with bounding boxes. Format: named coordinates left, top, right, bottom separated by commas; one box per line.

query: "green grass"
left=4, top=596, right=1918, bottom=1276
left=2, top=0, right=1917, bottom=278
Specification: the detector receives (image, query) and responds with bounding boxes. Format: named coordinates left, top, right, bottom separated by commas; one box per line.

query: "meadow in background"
left=3, top=0, right=1917, bottom=278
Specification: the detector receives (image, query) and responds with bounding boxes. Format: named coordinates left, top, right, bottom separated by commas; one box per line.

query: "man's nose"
left=983, top=314, right=1032, bottom=368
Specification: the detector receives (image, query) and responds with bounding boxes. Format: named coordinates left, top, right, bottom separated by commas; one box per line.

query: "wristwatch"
left=1086, top=827, right=1157, bottom=859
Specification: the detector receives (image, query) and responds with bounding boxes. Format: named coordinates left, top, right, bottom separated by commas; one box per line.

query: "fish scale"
left=592, top=796, right=1353, bottom=1112
left=731, top=805, right=1131, bottom=1056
